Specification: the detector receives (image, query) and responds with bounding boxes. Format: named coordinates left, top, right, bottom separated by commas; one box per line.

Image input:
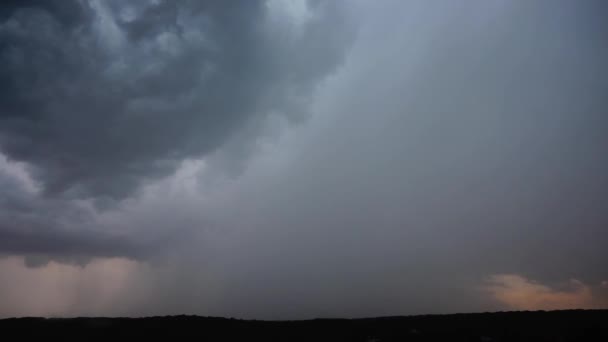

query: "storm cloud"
left=0, top=0, right=607, bottom=319
left=0, top=0, right=353, bottom=260
left=0, top=0, right=353, bottom=199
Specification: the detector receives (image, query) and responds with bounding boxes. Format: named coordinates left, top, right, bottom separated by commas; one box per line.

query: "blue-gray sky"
left=0, top=0, right=607, bottom=318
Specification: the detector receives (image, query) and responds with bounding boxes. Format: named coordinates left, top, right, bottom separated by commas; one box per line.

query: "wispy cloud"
left=483, top=274, right=607, bottom=310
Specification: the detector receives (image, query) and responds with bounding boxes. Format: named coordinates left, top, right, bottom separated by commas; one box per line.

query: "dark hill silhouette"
left=1, top=310, right=606, bottom=341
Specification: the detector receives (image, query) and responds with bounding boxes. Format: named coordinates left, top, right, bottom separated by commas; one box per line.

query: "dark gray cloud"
left=0, top=156, right=150, bottom=263
left=0, top=0, right=353, bottom=199
left=0, top=0, right=354, bottom=259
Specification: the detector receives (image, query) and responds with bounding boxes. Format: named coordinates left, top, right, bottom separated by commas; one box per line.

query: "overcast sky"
left=1, top=0, right=607, bottom=319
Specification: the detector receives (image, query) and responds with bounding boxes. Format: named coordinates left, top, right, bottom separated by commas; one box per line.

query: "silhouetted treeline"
left=1, top=309, right=606, bottom=341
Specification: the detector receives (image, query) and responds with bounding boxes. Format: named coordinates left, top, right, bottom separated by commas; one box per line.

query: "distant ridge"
left=1, top=309, right=606, bottom=341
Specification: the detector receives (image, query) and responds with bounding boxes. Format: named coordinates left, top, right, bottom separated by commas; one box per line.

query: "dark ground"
left=1, top=310, right=606, bottom=341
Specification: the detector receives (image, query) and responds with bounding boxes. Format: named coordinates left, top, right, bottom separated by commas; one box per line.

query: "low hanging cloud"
left=483, top=274, right=608, bottom=311
left=0, top=0, right=354, bottom=199
left=0, top=0, right=354, bottom=259
left=0, top=153, right=152, bottom=262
